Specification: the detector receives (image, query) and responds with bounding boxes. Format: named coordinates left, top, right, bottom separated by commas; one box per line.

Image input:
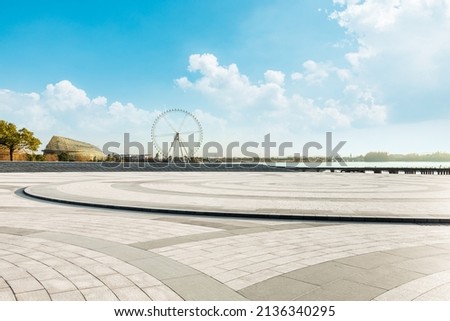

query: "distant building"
left=43, top=136, right=106, bottom=161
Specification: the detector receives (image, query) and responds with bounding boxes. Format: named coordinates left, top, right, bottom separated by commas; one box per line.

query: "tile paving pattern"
left=0, top=172, right=450, bottom=301
left=25, top=172, right=450, bottom=220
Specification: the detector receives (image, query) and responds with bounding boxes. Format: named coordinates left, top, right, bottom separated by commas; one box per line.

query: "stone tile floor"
left=1, top=172, right=450, bottom=301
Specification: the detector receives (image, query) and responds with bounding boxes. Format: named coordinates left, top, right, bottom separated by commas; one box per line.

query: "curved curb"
left=21, top=187, right=450, bottom=225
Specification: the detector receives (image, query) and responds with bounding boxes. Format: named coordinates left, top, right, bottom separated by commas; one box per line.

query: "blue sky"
left=1, top=0, right=449, bottom=156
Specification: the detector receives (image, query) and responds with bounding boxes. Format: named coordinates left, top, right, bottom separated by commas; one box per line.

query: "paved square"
left=1, top=172, right=450, bottom=301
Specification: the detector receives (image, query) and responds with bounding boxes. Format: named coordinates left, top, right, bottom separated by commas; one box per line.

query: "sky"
left=0, top=0, right=449, bottom=157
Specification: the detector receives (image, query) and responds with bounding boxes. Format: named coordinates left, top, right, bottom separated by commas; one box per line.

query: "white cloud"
left=355, top=103, right=387, bottom=124
left=291, top=94, right=384, bottom=129
left=193, top=109, right=227, bottom=128
left=291, top=60, right=351, bottom=84
left=191, top=109, right=228, bottom=143
left=186, top=53, right=259, bottom=105
left=290, top=72, right=303, bottom=81
left=327, top=0, right=450, bottom=127
left=108, top=101, right=154, bottom=124
left=176, top=53, right=387, bottom=133
left=175, top=53, right=288, bottom=110
left=92, top=96, right=107, bottom=106
left=175, top=77, right=193, bottom=90
left=302, top=60, right=330, bottom=84
left=0, top=89, right=55, bottom=131
left=332, top=0, right=402, bottom=32
left=43, top=80, right=91, bottom=111
left=331, top=0, right=450, bottom=82
left=264, top=70, right=285, bottom=86
left=335, top=68, right=351, bottom=81
left=344, top=46, right=375, bottom=69
left=0, top=80, right=158, bottom=152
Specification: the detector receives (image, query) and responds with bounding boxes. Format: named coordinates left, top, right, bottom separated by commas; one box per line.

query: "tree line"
left=348, top=151, right=450, bottom=162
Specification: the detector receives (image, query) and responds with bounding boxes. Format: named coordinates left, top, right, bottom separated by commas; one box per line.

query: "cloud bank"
left=330, top=0, right=450, bottom=120
left=0, top=80, right=158, bottom=152
left=176, top=53, right=387, bottom=131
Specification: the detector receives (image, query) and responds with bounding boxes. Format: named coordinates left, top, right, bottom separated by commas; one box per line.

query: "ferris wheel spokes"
left=151, top=109, right=203, bottom=162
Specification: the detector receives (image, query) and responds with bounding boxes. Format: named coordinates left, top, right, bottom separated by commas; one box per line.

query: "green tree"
left=0, top=120, right=41, bottom=161
left=27, top=153, right=45, bottom=162
left=364, top=151, right=389, bottom=162
left=57, top=152, right=70, bottom=162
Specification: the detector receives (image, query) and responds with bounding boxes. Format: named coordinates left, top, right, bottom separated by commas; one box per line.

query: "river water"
left=273, top=161, right=450, bottom=168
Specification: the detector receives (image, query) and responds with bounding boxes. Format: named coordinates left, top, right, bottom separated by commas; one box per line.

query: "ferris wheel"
left=151, top=109, right=203, bottom=161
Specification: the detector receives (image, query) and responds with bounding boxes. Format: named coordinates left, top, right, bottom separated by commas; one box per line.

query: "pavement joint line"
left=4, top=172, right=450, bottom=301
left=112, top=182, right=450, bottom=202
left=130, top=223, right=329, bottom=250
left=130, top=231, right=235, bottom=250
left=0, top=235, right=122, bottom=301
left=152, top=217, right=280, bottom=230
left=373, top=269, right=450, bottom=301
left=0, top=226, right=44, bottom=236
left=22, top=186, right=450, bottom=224
left=1, top=254, right=52, bottom=300
left=25, top=231, right=246, bottom=301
